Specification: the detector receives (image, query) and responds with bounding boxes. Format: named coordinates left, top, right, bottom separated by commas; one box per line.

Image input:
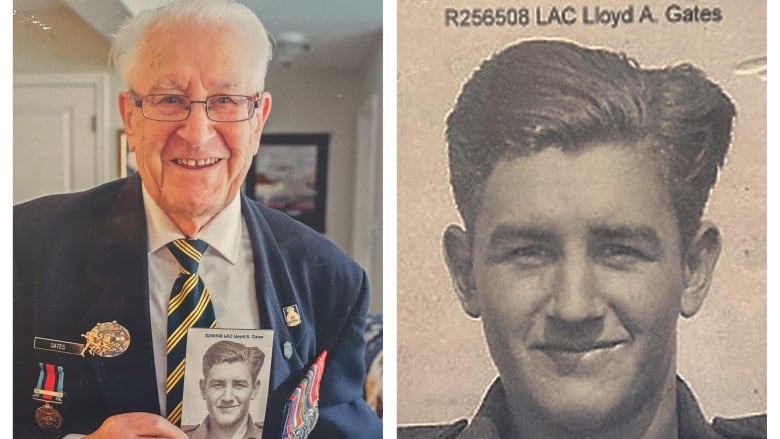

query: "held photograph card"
left=397, top=0, right=766, bottom=432
left=181, top=328, right=274, bottom=434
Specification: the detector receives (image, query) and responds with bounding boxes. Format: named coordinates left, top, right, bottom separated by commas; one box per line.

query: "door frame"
left=14, top=72, right=112, bottom=183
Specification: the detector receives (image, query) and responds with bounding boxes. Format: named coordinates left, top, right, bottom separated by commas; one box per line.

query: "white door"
left=13, top=73, right=110, bottom=204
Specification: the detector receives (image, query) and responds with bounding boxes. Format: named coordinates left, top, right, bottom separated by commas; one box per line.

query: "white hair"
left=110, top=0, right=272, bottom=90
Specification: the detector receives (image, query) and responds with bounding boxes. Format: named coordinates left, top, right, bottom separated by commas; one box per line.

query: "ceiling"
left=13, top=0, right=383, bottom=70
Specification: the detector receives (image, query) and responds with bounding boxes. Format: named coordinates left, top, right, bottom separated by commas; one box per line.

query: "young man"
left=399, top=39, right=765, bottom=439
left=184, top=341, right=265, bottom=439
left=14, top=1, right=380, bottom=437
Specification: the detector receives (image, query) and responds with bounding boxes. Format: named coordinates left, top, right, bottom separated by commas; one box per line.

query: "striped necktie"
left=165, top=238, right=217, bottom=426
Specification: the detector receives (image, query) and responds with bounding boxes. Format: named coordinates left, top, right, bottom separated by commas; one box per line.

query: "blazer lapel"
left=82, top=175, right=160, bottom=415
left=242, top=195, right=305, bottom=360
left=241, top=196, right=306, bottom=435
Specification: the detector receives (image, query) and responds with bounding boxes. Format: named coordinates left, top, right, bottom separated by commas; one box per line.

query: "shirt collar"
left=142, top=184, right=243, bottom=264
left=459, top=376, right=719, bottom=439
left=201, top=414, right=258, bottom=439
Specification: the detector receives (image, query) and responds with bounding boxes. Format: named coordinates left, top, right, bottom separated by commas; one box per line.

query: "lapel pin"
left=283, top=341, right=293, bottom=359
left=283, top=305, right=302, bottom=327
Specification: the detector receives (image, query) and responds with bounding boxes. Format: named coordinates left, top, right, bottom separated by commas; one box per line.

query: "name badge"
left=33, top=321, right=131, bottom=358
left=33, top=337, right=84, bottom=356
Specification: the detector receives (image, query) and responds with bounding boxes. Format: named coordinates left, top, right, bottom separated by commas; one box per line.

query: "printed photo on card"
left=181, top=328, right=274, bottom=438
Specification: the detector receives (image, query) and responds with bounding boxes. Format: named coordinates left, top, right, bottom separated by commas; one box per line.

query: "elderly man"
left=13, top=1, right=381, bottom=438
left=184, top=341, right=266, bottom=439
left=398, top=39, right=765, bottom=439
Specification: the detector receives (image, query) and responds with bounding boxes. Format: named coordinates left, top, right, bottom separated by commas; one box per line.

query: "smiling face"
left=444, top=144, right=720, bottom=434
left=200, top=361, right=260, bottom=431
left=119, top=19, right=271, bottom=236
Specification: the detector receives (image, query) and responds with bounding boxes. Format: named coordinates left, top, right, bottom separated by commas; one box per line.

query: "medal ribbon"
left=281, top=350, right=327, bottom=439
left=33, top=363, right=64, bottom=403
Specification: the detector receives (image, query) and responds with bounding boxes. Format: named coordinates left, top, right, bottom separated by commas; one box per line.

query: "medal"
left=32, top=363, right=65, bottom=431
left=34, top=404, right=63, bottom=431
left=80, top=321, right=131, bottom=357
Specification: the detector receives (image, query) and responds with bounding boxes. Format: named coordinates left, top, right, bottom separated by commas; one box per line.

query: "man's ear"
left=118, top=91, right=138, bottom=152
left=680, top=221, right=721, bottom=318
left=250, top=92, right=272, bottom=155
left=199, top=378, right=206, bottom=400
left=250, top=379, right=261, bottom=400
left=256, top=92, right=272, bottom=125
left=443, top=224, right=480, bottom=318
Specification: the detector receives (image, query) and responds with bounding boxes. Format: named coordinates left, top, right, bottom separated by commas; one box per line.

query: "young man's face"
left=200, top=361, right=261, bottom=431
left=445, top=144, right=719, bottom=432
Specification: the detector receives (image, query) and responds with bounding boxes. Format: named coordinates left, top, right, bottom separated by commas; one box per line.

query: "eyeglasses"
left=129, top=90, right=261, bottom=122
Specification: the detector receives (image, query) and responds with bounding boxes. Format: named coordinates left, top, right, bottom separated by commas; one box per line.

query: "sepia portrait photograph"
left=397, top=0, right=766, bottom=438
left=181, top=328, right=274, bottom=438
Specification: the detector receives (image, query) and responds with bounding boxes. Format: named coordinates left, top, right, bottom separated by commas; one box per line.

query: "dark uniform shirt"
left=398, top=377, right=765, bottom=439
left=182, top=414, right=263, bottom=439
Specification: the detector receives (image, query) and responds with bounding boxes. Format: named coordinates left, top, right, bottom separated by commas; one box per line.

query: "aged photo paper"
left=181, top=328, right=274, bottom=430
left=398, top=0, right=766, bottom=427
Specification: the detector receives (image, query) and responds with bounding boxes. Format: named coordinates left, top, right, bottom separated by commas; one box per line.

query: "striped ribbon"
left=281, top=350, right=328, bottom=439
left=33, top=363, right=64, bottom=403
left=165, top=239, right=217, bottom=426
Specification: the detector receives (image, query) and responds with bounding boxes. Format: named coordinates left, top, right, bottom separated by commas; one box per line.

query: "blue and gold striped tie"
left=165, top=239, right=217, bottom=426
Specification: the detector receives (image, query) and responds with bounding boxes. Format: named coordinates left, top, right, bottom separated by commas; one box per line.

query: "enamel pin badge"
left=283, top=305, right=302, bottom=327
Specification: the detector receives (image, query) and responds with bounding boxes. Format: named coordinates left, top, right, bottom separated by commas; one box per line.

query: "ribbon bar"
left=33, top=363, right=65, bottom=404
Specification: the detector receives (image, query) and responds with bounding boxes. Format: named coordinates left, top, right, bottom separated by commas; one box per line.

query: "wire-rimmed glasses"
left=129, top=90, right=261, bottom=122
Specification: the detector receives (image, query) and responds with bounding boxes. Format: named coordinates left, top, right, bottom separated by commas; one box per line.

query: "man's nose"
left=177, top=101, right=215, bottom=146
left=546, top=253, right=604, bottom=323
left=221, top=385, right=236, bottom=401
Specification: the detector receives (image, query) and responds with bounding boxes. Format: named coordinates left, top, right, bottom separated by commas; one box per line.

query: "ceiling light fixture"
left=273, top=32, right=310, bottom=67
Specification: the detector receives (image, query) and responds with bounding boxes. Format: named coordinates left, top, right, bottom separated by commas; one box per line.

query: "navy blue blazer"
left=14, top=174, right=382, bottom=438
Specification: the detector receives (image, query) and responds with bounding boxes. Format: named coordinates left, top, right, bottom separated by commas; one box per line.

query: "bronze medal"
left=34, top=404, right=63, bottom=431
left=32, top=363, right=66, bottom=431
left=81, top=321, right=131, bottom=357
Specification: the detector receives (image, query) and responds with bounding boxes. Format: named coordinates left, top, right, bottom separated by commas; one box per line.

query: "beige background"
left=398, top=0, right=766, bottom=424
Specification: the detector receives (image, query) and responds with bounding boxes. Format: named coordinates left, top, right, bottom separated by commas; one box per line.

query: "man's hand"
left=84, top=412, right=188, bottom=439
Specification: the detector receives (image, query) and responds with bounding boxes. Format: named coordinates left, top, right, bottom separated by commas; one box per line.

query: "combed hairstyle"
left=202, top=340, right=266, bottom=383
left=110, top=0, right=272, bottom=90
left=447, top=39, right=736, bottom=245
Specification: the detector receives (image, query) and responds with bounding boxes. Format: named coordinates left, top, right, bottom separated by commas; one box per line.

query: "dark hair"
left=202, top=340, right=265, bottom=382
left=447, top=39, right=736, bottom=244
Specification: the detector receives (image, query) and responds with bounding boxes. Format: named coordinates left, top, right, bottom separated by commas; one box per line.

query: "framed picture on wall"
left=244, top=133, right=330, bottom=232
